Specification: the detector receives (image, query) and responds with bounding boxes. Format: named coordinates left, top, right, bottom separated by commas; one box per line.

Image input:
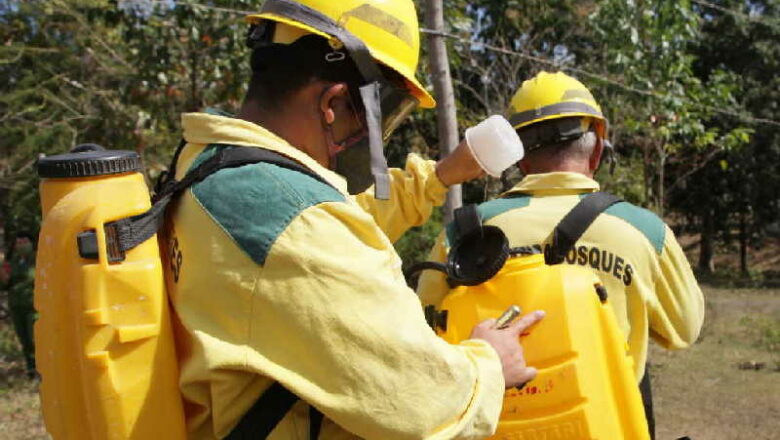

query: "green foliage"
left=597, top=154, right=647, bottom=205
left=668, top=0, right=780, bottom=272
left=0, top=322, right=22, bottom=360
left=739, top=314, right=780, bottom=356
left=0, top=0, right=777, bottom=274
left=1, top=0, right=135, bottom=239
left=588, top=0, right=751, bottom=215
left=116, top=0, right=256, bottom=172
left=0, top=0, right=257, bottom=242
left=394, top=208, right=443, bottom=270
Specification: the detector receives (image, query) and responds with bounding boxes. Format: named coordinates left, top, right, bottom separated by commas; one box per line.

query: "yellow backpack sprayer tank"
left=412, top=200, right=650, bottom=440
left=35, top=145, right=185, bottom=439
left=34, top=143, right=341, bottom=439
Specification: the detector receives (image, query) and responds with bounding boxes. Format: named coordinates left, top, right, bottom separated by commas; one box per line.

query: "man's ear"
left=589, top=137, right=604, bottom=172
left=319, top=83, right=349, bottom=125
left=518, top=158, right=530, bottom=174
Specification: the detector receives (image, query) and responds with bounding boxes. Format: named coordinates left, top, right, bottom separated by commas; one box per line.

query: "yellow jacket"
left=164, top=112, right=504, bottom=439
left=417, top=172, right=705, bottom=380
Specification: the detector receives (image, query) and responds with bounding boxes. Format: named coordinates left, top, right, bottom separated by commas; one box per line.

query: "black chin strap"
left=259, top=0, right=391, bottom=199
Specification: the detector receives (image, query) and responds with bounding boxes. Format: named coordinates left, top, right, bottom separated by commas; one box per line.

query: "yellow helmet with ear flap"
left=246, top=0, right=435, bottom=109
left=245, top=0, right=435, bottom=200
left=507, top=71, right=607, bottom=143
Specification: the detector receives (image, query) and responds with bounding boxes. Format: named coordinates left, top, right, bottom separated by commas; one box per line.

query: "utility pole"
left=425, top=0, right=461, bottom=223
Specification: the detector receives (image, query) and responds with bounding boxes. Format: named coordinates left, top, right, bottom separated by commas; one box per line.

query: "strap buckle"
left=104, top=219, right=130, bottom=263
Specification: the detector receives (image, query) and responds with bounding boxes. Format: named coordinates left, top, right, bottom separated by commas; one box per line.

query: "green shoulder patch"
left=189, top=146, right=344, bottom=265
left=203, top=107, right=234, bottom=117
left=603, top=202, right=666, bottom=254
left=479, top=195, right=532, bottom=222
left=446, top=195, right=532, bottom=245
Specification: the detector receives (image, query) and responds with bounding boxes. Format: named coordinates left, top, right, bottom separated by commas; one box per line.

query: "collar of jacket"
left=180, top=112, right=350, bottom=196
left=503, top=172, right=600, bottom=197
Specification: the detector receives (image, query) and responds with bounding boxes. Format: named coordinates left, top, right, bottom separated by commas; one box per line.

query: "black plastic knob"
left=38, top=147, right=141, bottom=179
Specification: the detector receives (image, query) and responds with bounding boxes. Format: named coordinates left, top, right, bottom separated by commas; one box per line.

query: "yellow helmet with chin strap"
left=507, top=71, right=608, bottom=152
left=245, top=0, right=434, bottom=200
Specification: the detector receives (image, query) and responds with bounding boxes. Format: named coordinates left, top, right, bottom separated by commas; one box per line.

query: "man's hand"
left=470, top=310, right=545, bottom=389
left=435, top=139, right=484, bottom=187
left=435, top=115, right=524, bottom=186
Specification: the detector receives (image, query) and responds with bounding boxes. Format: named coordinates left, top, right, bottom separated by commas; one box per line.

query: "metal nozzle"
left=495, top=305, right=522, bottom=329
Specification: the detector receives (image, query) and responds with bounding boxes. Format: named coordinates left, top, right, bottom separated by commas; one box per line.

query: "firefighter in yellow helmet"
left=165, top=0, right=541, bottom=438
left=417, top=71, right=704, bottom=439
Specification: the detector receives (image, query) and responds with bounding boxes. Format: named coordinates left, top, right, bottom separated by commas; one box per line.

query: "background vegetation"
left=1, top=1, right=779, bottom=437
left=2, top=0, right=779, bottom=278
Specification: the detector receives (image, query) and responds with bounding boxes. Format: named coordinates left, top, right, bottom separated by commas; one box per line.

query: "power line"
left=119, top=0, right=250, bottom=15
left=421, top=28, right=780, bottom=128
left=693, top=0, right=753, bottom=19
left=134, top=0, right=246, bottom=15
left=692, top=0, right=780, bottom=27
left=131, top=0, right=780, bottom=128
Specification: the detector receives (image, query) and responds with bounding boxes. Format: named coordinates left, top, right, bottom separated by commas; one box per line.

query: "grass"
left=0, top=322, right=46, bottom=440
left=739, top=315, right=780, bottom=357
left=1, top=286, right=778, bottom=439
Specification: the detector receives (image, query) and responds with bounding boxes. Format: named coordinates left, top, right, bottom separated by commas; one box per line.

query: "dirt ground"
left=652, top=287, right=780, bottom=440
left=1, top=286, right=778, bottom=440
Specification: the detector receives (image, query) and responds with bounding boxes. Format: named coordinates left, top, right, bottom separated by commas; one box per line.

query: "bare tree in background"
left=451, top=33, right=531, bottom=197
left=425, top=0, right=461, bottom=223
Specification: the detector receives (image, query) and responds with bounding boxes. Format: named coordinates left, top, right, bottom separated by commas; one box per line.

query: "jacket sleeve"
left=416, top=231, right=453, bottom=308
left=353, top=153, right=448, bottom=243
left=647, top=225, right=705, bottom=349
left=251, top=200, right=504, bottom=440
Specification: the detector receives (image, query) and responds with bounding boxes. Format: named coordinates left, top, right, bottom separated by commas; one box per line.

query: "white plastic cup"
left=464, top=115, right=525, bottom=177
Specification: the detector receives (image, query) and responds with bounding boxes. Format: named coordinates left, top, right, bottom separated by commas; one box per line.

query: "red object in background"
left=1, top=260, right=10, bottom=283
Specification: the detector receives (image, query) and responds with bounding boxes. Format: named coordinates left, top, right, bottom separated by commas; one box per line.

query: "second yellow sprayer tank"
left=437, top=254, right=649, bottom=440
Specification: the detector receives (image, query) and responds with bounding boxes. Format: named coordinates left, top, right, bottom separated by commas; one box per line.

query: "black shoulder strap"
left=153, top=138, right=187, bottom=196
left=140, top=146, right=327, bottom=439
left=546, top=192, right=622, bottom=265
left=100, top=144, right=330, bottom=437
left=226, top=383, right=323, bottom=439
left=102, top=146, right=333, bottom=262
left=453, top=204, right=482, bottom=239
left=226, top=383, right=299, bottom=440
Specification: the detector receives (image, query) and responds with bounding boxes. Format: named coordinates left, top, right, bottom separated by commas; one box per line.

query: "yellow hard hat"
left=507, top=71, right=606, bottom=138
left=247, top=0, right=435, bottom=109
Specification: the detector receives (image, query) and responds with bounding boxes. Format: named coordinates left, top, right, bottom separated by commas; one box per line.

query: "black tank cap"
left=37, top=149, right=142, bottom=178
left=447, top=225, right=510, bottom=286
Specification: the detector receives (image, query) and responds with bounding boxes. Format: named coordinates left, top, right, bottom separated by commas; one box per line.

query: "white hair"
left=568, top=131, right=597, bottom=158
left=530, top=131, right=597, bottom=161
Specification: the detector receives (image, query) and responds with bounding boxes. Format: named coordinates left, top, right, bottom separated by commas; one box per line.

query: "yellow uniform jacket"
left=164, top=112, right=504, bottom=439
left=417, top=172, right=705, bottom=380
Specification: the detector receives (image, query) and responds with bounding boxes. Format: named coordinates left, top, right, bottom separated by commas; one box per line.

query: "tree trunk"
left=656, top=141, right=666, bottom=217
left=643, top=142, right=652, bottom=206
left=189, top=42, right=201, bottom=112
left=425, top=0, right=461, bottom=224
left=739, top=211, right=748, bottom=276
left=698, top=207, right=715, bottom=274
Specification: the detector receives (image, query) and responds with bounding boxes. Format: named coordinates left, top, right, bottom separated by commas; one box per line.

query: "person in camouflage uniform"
left=6, top=233, right=37, bottom=378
